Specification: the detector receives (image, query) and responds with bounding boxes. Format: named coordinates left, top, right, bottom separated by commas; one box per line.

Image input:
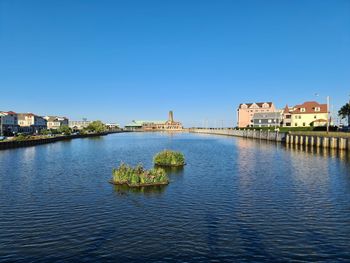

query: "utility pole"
left=0, top=114, right=3, bottom=137
left=327, top=96, right=330, bottom=134
left=348, top=95, right=350, bottom=128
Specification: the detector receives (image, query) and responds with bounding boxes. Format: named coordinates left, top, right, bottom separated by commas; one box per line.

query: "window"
left=315, top=107, right=320, bottom=112
left=303, top=122, right=306, bottom=126
left=295, top=123, right=298, bottom=126
left=299, top=116, right=301, bottom=119
left=314, top=115, right=317, bottom=119
left=300, top=108, right=306, bottom=112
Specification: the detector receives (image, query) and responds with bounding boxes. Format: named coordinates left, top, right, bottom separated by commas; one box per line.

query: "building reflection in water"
left=233, top=137, right=350, bottom=253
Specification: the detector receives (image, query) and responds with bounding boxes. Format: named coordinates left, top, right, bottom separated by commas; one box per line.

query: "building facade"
left=283, top=101, right=328, bottom=127
left=105, top=123, right=120, bottom=130
left=237, top=102, right=276, bottom=128
left=17, top=113, right=47, bottom=133
left=282, top=105, right=293, bottom=127
left=0, top=111, right=19, bottom=136
left=125, top=111, right=183, bottom=131
left=44, top=116, right=69, bottom=130
left=69, top=120, right=92, bottom=130
left=252, top=111, right=283, bottom=128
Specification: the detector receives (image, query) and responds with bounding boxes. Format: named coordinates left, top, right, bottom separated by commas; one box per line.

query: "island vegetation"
left=153, top=150, right=185, bottom=167
left=111, top=163, right=169, bottom=187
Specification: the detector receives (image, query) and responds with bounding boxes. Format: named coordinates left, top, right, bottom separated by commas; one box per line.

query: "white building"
left=69, top=120, right=92, bottom=130
left=0, top=111, right=19, bottom=136
left=105, top=123, right=120, bottom=130
left=44, top=116, right=69, bottom=130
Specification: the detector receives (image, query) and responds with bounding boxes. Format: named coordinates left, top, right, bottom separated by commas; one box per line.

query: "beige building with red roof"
left=282, top=101, right=329, bottom=127
left=17, top=113, right=47, bottom=133
left=237, top=102, right=276, bottom=127
left=0, top=111, right=19, bottom=136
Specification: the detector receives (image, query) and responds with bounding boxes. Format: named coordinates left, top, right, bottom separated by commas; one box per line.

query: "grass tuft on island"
left=153, top=150, right=185, bottom=167
left=111, top=163, right=169, bottom=187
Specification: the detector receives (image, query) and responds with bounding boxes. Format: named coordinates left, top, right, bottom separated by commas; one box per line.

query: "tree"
left=58, top=125, right=72, bottom=136
left=338, top=103, right=350, bottom=127
left=40, top=129, right=51, bottom=135
left=86, top=121, right=106, bottom=133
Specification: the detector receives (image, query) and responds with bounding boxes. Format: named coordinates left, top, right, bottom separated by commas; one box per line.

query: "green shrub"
left=86, top=121, right=106, bottom=133
left=14, top=134, right=31, bottom=141
left=153, top=150, right=185, bottom=167
left=112, top=163, right=168, bottom=187
left=58, top=125, right=72, bottom=135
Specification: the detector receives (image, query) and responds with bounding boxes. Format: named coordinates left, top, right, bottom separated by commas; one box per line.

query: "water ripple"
left=0, top=133, right=350, bottom=262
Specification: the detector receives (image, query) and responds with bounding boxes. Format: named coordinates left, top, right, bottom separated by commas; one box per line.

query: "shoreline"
left=189, top=128, right=350, bottom=152
left=0, top=131, right=127, bottom=150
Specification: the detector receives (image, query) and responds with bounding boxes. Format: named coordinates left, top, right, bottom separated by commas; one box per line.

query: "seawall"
left=0, top=131, right=125, bottom=150
left=189, top=128, right=286, bottom=142
left=189, top=128, right=350, bottom=151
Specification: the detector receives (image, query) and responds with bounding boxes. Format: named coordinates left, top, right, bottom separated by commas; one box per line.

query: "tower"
left=168, top=111, right=174, bottom=123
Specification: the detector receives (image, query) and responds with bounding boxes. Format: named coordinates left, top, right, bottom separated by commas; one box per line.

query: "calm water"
left=0, top=133, right=350, bottom=262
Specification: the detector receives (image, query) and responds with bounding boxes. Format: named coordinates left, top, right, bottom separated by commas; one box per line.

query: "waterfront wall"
left=285, top=134, right=350, bottom=151
left=0, top=131, right=125, bottom=150
left=189, top=128, right=286, bottom=142
left=189, top=128, right=350, bottom=151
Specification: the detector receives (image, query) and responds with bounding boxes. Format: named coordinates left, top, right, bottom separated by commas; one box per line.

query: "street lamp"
left=315, top=93, right=330, bottom=134
left=327, top=95, right=330, bottom=134
left=348, top=94, right=350, bottom=128
left=0, top=113, right=3, bottom=137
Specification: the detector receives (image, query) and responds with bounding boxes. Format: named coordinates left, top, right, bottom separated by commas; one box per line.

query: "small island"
left=111, top=163, right=169, bottom=187
left=153, top=150, right=185, bottom=167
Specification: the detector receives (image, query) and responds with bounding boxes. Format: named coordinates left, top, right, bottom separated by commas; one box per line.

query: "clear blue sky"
left=0, top=0, right=349, bottom=127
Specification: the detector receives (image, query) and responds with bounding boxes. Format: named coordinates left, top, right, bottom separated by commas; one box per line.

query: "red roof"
left=239, top=102, right=273, bottom=108
left=19, top=113, right=35, bottom=116
left=292, top=101, right=327, bottom=114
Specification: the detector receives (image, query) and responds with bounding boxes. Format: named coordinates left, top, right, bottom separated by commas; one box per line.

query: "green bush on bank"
left=153, top=150, right=185, bottom=167
left=112, top=163, right=169, bottom=187
left=13, top=134, right=32, bottom=141
left=85, top=121, right=106, bottom=133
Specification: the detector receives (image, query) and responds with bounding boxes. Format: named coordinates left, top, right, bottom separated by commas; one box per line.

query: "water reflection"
left=1, top=133, right=350, bottom=262
left=113, top=184, right=167, bottom=196
left=284, top=143, right=350, bottom=162
left=154, top=165, right=184, bottom=175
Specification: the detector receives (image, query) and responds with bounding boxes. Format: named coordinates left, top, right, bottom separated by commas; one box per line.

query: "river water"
left=0, top=132, right=349, bottom=262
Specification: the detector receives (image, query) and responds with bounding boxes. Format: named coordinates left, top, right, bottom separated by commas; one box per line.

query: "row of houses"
left=237, top=101, right=329, bottom=128
left=0, top=111, right=120, bottom=136
left=0, top=111, right=70, bottom=136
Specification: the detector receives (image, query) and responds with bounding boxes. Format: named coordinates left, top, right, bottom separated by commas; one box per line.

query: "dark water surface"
left=0, top=133, right=350, bottom=262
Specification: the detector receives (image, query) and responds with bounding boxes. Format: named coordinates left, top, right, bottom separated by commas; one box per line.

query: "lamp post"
left=0, top=114, right=3, bottom=137
left=348, top=95, right=350, bottom=128
left=326, top=95, right=330, bottom=134
left=315, top=93, right=330, bottom=134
